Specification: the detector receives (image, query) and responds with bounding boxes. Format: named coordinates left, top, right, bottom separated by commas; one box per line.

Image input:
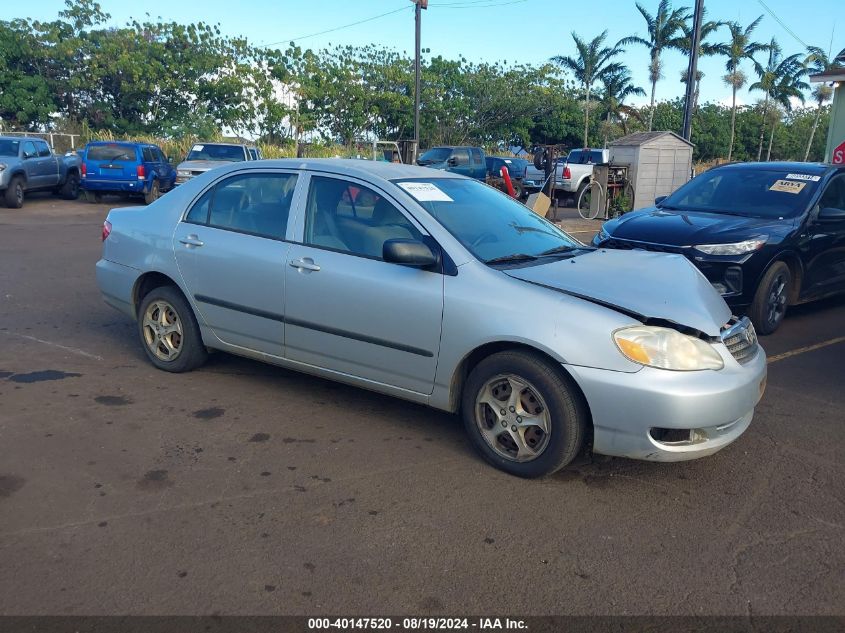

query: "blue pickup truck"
left=416, top=146, right=487, bottom=180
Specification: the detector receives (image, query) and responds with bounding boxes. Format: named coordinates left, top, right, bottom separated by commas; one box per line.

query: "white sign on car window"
left=398, top=182, right=454, bottom=202
left=192, top=144, right=204, bottom=152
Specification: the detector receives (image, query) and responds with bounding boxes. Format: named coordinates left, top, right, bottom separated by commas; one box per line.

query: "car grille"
left=721, top=317, right=759, bottom=364
left=603, top=238, right=687, bottom=255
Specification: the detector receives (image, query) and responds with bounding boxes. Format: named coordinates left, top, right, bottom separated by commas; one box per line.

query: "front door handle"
left=179, top=235, right=204, bottom=247
left=289, top=258, right=321, bottom=272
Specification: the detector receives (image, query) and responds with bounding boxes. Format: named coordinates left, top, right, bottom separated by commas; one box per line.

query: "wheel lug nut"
left=501, top=421, right=507, bottom=427
left=500, top=409, right=506, bottom=416
left=511, top=425, right=517, bottom=432
left=516, top=416, right=522, bottom=423
left=509, top=406, right=515, bottom=412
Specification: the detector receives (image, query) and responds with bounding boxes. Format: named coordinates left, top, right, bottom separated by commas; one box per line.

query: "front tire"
left=461, top=351, right=588, bottom=478
left=749, top=261, right=791, bottom=335
left=137, top=285, right=207, bottom=372
left=4, top=176, right=24, bottom=208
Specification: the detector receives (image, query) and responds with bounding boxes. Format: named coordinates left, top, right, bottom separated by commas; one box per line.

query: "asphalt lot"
left=1, top=194, right=843, bottom=617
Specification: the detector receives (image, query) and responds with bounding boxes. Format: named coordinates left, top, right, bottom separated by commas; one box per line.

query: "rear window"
left=87, top=144, right=137, bottom=162
left=568, top=150, right=604, bottom=165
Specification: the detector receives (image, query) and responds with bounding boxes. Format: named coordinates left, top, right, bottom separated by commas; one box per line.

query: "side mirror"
left=447, top=156, right=458, bottom=167
left=22, top=151, right=35, bottom=160
left=655, top=195, right=667, bottom=206
left=818, top=206, right=845, bottom=222
left=383, top=239, right=439, bottom=268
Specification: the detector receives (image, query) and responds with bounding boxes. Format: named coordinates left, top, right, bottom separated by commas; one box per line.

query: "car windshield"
left=87, top=144, right=136, bottom=161
left=660, top=168, right=821, bottom=218
left=185, top=144, right=246, bottom=162
left=393, top=178, right=582, bottom=263
left=418, top=148, right=451, bottom=163
left=0, top=140, right=20, bottom=157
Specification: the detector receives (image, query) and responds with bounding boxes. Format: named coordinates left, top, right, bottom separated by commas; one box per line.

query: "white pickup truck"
left=524, top=148, right=609, bottom=198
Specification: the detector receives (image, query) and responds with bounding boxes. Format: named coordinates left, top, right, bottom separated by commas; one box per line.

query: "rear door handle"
left=179, top=236, right=204, bottom=247
left=289, top=258, right=320, bottom=272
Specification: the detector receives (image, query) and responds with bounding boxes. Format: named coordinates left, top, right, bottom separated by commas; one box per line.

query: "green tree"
left=599, top=67, right=645, bottom=145
left=551, top=30, right=625, bottom=148
left=678, top=11, right=724, bottom=115
left=716, top=16, right=768, bottom=161
left=620, top=0, right=690, bottom=130
left=762, top=60, right=808, bottom=160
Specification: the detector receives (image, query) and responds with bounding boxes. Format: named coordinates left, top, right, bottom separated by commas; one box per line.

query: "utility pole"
left=411, top=0, right=427, bottom=161
left=681, top=0, right=704, bottom=141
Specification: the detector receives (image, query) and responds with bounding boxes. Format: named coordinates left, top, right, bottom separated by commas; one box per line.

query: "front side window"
left=393, top=178, right=580, bottom=263
left=452, top=149, right=470, bottom=166
left=186, top=173, right=297, bottom=240
left=818, top=175, right=845, bottom=211
left=304, top=176, right=423, bottom=259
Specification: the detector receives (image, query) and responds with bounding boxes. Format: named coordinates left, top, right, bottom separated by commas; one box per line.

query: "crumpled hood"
left=607, top=207, right=793, bottom=245
left=505, top=249, right=731, bottom=336
left=176, top=160, right=233, bottom=173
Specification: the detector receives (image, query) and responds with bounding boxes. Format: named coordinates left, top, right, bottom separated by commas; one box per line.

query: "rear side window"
left=142, top=148, right=155, bottom=162
left=470, top=148, right=483, bottom=165
left=87, top=144, right=136, bottom=162
left=22, top=141, right=37, bottom=158
left=36, top=141, right=51, bottom=157
left=186, top=173, right=298, bottom=240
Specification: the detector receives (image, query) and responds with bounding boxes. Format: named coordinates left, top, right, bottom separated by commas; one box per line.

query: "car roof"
left=712, top=161, right=833, bottom=175
left=0, top=136, right=40, bottom=142
left=231, top=158, right=466, bottom=181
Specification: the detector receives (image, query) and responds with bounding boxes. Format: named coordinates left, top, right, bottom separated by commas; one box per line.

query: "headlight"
left=694, top=237, right=767, bottom=256
left=177, top=170, right=191, bottom=177
left=614, top=326, right=724, bottom=371
left=0, top=163, right=7, bottom=172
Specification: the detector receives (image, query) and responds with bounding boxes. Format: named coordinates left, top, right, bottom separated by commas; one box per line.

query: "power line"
left=261, top=5, right=411, bottom=48
left=756, top=0, right=809, bottom=49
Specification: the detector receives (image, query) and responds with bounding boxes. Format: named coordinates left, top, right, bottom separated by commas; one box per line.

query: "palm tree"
left=599, top=67, right=646, bottom=145
left=750, top=39, right=805, bottom=161
left=619, top=0, right=690, bottom=131
left=678, top=12, right=724, bottom=114
left=715, top=16, right=768, bottom=161
left=552, top=31, right=625, bottom=147
left=803, top=46, right=841, bottom=160
left=763, top=65, right=808, bottom=160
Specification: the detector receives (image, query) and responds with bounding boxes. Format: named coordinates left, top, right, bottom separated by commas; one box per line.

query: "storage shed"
left=609, top=131, right=694, bottom=210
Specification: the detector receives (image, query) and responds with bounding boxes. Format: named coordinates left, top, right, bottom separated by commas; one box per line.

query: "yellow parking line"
left=767, top=336, right=845, bottom=364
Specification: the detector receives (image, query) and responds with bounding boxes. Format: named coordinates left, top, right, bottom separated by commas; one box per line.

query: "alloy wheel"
left=766, top=273, right=788, bottom=327
left=475, top=374, right=551, bottom=462
left=142, top=300, right=183, bottom=362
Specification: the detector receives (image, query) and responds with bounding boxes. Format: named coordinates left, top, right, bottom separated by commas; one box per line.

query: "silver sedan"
left=96, top=159, right=767, bottom=477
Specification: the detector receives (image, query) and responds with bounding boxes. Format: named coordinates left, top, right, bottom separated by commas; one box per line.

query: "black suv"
left=593, top=162, right=845, bottom=334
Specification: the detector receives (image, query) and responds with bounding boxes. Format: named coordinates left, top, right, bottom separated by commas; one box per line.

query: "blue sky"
left=11, top=0, right=840, bottom=107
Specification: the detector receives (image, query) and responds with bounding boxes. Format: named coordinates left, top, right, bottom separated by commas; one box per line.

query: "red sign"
left=833, top=140, right=845, bottom=165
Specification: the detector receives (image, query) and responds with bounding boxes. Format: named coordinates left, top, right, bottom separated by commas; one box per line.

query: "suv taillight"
left=81, top=162, right=87, bottom=178
left=102, top=220, right=111, bottom=242
left=137, top=164, right=146, bottom=179
left=563, top=166, right=571, bottom=179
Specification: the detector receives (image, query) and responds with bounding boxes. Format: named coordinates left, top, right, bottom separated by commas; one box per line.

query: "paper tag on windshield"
left=398, top=182, right=453, bottom=202
left=770, top=179, right=806, bottom=194
left=785, top=173, right=821, bottom=182
left=192, top=144, right=204, bottom=152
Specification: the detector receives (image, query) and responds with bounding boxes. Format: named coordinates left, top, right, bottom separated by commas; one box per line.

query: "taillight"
left=81, top=162, right=87, bottom=178
left=102, top=220, right=112, bottom=242
left=137, top=164, right=146, bottom=180
left=563, top=166, right=571, bottom=179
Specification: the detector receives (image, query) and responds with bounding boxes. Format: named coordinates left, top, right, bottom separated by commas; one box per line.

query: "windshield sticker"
left=192, top=144, right=204, bottom=152
left=785, top=173, right=821, bottom=182
left=770, top=179, right=806, bottom=194
left=398, top=182, right=454, bottom=202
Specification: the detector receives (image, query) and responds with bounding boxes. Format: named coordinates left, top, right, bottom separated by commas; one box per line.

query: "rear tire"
left=4, top=176, right=24, bottom=209
left=461, top=350, right=587, bottom=478
left=59, top=172, right=80, bottom=200
left=137, top=285, right=207, bottom=373
left=144, top=179, right=160, bottom=205
left=749, top=261, right=791, bottom=335
left=512, top=181, right=525, bottom=200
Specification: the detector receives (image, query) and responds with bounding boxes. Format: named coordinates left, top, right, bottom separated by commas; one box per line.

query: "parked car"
left=96, top=160, right=766, bottom=478
left=561, top=148, right=610, bottom=200
left=175, top=142, right=255, bottom=185
left=416, top=146, right=487, bottom=180
left=593, top=162, right=845, bottom=334
left=81, top=141, right=176, bottom=205
left=0, top=135, right=81, bottom=208
left=485, top=156, right=530, bottom=198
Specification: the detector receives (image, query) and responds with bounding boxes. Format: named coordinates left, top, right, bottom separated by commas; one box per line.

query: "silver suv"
left=175, top=142, right=260, bottom=185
